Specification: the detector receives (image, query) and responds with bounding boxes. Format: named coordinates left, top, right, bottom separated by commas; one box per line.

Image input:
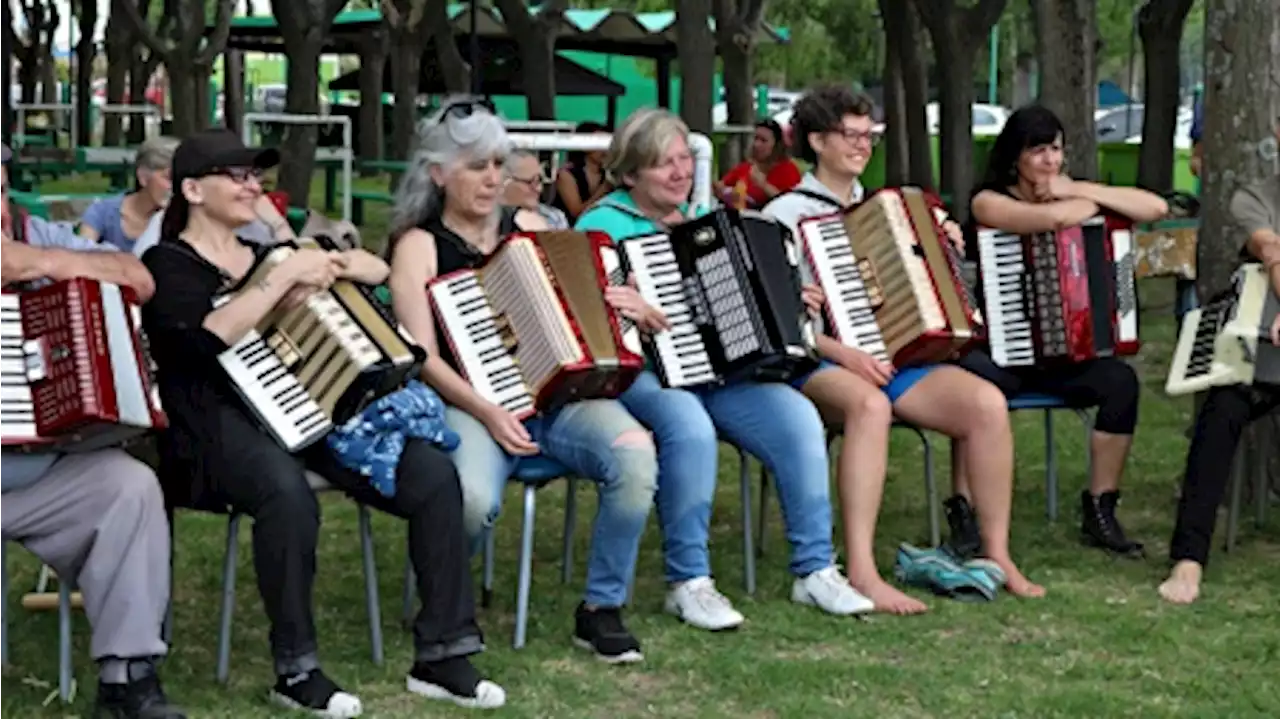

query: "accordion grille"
left=537, top=231, right=618, bottom=362
left=482, top=238, right=583, bottom=392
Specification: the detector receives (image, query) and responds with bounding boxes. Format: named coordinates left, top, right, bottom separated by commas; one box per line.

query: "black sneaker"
left=1080, top=490, right=1145, bottom=558
left=406, top=656, right=506, bottom=709
left=270, top=668, right=363, bottom=718
left=942, top=494, right=982, bottom=560
left=93, top=674, right=186, bottom=719
left=573, top=602, right=643, bottom=664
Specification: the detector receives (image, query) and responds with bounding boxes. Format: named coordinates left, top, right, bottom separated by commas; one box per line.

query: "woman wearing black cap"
left=140, top=129, right=504, bottom=716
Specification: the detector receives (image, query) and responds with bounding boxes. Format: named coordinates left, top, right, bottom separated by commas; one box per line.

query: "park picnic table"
left=9, top=147, right=137, bottom=193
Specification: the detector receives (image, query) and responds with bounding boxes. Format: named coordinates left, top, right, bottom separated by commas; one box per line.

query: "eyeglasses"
left=208, top=166, right=264, bottom=184
left=829, top=127, right=880, bottom=147
left=509, top=174, right=545, bottom=189
left=441, top=97, right=496, bottom=121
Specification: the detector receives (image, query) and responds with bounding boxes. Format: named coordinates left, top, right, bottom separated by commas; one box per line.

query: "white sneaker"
left=664, top=577, right=745, bottom=631
left=407, top=674, right=507, bottom=710
left=791, top=565, right=875, bottom=616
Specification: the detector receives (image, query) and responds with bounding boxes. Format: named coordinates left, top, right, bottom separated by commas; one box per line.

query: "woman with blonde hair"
left=387, top=97, right=659, bottom=664
left=576, top=108, right=871, bottom=631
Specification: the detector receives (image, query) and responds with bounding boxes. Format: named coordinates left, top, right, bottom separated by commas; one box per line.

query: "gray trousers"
left=2, top=449, right=170, bottom=661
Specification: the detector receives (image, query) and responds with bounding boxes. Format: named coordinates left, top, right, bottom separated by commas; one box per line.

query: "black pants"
left=1170, top=384, right=1280, bottom=567
left=210, top=405, right=482, bottom=674
left=954, top=350, right=1140, bottom=435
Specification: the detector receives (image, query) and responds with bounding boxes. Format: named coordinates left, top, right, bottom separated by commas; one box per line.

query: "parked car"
left=926, top=103, right=1009, bottom=136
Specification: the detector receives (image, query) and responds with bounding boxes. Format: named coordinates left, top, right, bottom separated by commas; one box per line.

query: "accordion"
left=429, top=231, right=644, bottom=419
left=1134, top=218, right=1197, bottom=280
left=797, top=187, right=981, bottom=367
left=218, top=242, right=425, bottom=451
left=620, top=208, right=818, bottom=388
left=1, top=278, right=166, bottom=451
left=1166, top=264, right=1279, bottom=396
left=976, top=216, right=1139, bottom=368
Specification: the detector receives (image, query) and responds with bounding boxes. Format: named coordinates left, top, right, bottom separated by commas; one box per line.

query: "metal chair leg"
left=757, top=463, right=770, bottom=556
left=59, top=579, right=72, bottom=702
left=917, top=429, right=940, bottom=547
left=401, top=558, right=415, bottom=630
left=1254, top=431, right=1271, bottom=530
left=1044, top=410, right=1059, bottom=521
left=1226, top=445, right=1246, bottom=553
left=738, top=448, right=756, bottom=596
left=561, top=478, right=578, bottom=584
left=216, top=515, right=239, bottom=685
left=482, top=528, right=496, bottom=608
left=2, top=544, right=9, bottom=667
left=357, top=507, right=383, bottom=666
left=513, top=486, right=537, bottom=649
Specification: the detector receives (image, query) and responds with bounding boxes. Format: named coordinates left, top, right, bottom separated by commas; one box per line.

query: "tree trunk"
left=18, top=53, right=38, bottom=104
left=192, top=66, right=212, bottom=131
left=881, top=0, right=931, bottom=188
left=493, top=0, right=562, bottom=121
left=713, top=0, right=763, bottom=169
left=428, top=0, right=470, bottom=93
left=676, top=0, right=715, bottom=135
left=389, top=35, right=422, bottom=162
left=881, top=20, right=909, bottom=187
left=40, top=59, right=57, bottom=104
left=1200, top=0, right=1280, bottom=492
left=277, top=39, right=324, bottom=205
left=103, top=7, right=130, bottom=145
left=357, top=30, right=387, bottom=164
left=901, top=4, right=932, bottom=190
left=127, top=60, right=154, bottom=143
left=1031, top=0, right=1097, bottom=180
left=75, top=0, right=98, bottom=144
left=934, top=32, right=978, bottom=214
left=1136, top=0, right=1195, bottom=192
left=224, top=50, right=245, bottom=134
left=2, top=1, right=12, bottom=135
left=166, top=59, right=201, bottom=137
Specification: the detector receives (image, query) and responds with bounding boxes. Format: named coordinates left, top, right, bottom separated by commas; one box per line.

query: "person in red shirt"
left=715, top=119, right=802, bottom=209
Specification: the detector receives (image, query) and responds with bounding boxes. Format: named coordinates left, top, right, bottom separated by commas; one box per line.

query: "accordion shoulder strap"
left=784, top=188, right=846, bottom=212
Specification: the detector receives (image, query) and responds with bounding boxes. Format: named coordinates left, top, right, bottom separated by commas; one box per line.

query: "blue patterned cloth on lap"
left=326, top=380, right=461, bottom=497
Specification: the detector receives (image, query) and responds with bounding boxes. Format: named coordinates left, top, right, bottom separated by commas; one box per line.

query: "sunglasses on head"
left=441, top=97, right=496, bottom=121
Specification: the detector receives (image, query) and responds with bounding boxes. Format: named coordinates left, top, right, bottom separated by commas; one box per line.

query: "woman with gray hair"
left=576, top=108, right=871, bottom=632
left=387, top=97, right=659, bottom=664
left=78, top=135, right=180, bottom=251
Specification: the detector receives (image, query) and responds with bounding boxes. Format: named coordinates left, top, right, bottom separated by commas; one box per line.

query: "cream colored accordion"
left=1166, top=263, right=1279, bottom=396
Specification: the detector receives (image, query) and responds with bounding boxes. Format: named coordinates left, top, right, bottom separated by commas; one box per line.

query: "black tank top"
left=552, top=164, right=593, bottom=220
left=422, top=207, right=520, bottom=373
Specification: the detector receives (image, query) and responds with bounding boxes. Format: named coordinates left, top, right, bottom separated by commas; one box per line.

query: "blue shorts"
left=792, top=360, right=938, bottom=404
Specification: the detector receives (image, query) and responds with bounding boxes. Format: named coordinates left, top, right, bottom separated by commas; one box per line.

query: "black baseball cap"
left=172, top=128, right=279, bottom=185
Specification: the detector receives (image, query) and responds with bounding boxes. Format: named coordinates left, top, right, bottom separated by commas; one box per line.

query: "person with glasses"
left=386, top=98, right=659, bottom=664
left=954, top=105, right=1168, bottom=561
left=502, top=149, right=569, bottom=229
left=576, top=107, right=872, bottom=632
left=140, top=129, right=505, bottom=716
left=2, top=143, right=185, bottom=719
left=761, top=85, right=1040, bottom=607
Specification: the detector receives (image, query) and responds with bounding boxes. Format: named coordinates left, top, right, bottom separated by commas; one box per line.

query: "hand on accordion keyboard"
left=605, top=278, right=672, bottom=332
left=940, top=220, right=964, bottom=252
left=801, top=284, right=826, bottom=319
left=272, top=248, right=346, bottom=290
left=838, top=347, right=896, bottom=388
left=480, top=403, right=540, bottom=456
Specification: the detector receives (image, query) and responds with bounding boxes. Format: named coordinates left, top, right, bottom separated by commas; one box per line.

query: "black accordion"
left=619, top=208, right=819, bottom=388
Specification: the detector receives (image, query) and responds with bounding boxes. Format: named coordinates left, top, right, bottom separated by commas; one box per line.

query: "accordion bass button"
left=21, top=338, right=51, bottom=382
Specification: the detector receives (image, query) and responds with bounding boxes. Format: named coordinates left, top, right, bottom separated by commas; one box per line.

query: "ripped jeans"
left=446, top=401, right=657, bottom=608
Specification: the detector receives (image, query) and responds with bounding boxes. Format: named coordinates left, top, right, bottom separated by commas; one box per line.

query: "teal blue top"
left=574, top=188, right=712, bottom=241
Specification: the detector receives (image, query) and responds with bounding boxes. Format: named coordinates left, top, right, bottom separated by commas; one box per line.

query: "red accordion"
left=975, top=215, right=1139, bottom=367
left=428, top=230, right=644, bottom=419
left=1, top=278, right=167, bottom=451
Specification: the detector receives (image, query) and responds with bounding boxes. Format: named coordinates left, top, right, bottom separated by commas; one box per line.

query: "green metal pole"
left=755, top=84, right=769, bottom=120
left=988, top=26, right=999, bottom=105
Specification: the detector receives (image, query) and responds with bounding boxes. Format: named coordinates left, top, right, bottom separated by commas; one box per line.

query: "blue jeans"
left=619, top=371, right=834, bottom=583
left=446, top=401, right=657, bottom=608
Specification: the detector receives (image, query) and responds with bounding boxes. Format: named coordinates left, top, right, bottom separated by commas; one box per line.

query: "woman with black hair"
left=714, top=119, right=802, bottom=209
left=553, top=120, right=611, bottom=221
left=954, top=104, right=1168, bottom=560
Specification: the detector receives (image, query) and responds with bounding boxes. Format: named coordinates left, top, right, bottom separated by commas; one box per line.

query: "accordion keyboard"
left=798, top=215, right=888, bottom=361
left=0, top=295, right=36, bottom=439
left=622, top=234, right=717, bottom=387
left=846, top=193, right=946, bottom=338
left=1167, top=264, right=1275, bottom=395
left=977, top=229, right=1035, bottom=367
left=430, top=272, right=536, bottom=417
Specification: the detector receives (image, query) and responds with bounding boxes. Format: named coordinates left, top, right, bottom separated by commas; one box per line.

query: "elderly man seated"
left=1, top=143, right=185, bottom=719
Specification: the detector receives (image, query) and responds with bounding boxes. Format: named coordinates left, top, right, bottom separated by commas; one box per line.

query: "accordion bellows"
left=429, top=231, right=643, bottom=419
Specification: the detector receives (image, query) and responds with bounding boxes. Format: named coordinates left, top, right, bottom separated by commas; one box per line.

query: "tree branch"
left=711, top=0, right=735, bottom=23
left=492, top=0, right=531, bottom=36
left=195, top=0, right=235, bottom=66
left=965, top=0, right=1007, bottom=40
left=912, top=0, right=952, bottom=36
left=741, top=0, right=766, bottom=26
left=116, top=0, right=174, bottom=60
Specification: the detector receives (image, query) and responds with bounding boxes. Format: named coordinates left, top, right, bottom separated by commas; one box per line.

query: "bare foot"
left=991, top=558, right=1046, bottom=598
left=1158, top=561, right=1203, bottom=605
left=852, top=576, right=929, bottom=615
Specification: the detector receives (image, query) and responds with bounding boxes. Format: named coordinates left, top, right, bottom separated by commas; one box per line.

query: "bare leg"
left=894, top=367, right=1045, bottom=598
left=802, top=368, right=928, bottom=615
left=1088, top=430, right=1132, bottom=494
left=1158, top=561, right=1203, bottom=605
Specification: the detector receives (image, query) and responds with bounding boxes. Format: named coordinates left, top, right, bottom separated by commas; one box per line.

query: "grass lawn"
left=4, top=174, right=1278, bottom=718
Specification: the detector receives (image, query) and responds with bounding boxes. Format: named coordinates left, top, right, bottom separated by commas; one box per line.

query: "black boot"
left=1080, top=490, right=1144, bottom=558
left=942, top=494, right=982, bottom=560
left=93, top=674, right=186, bottom=719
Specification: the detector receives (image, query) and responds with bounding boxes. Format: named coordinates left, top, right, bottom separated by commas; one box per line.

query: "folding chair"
left=215, top=471, right=383, bottom=684
left=1224, top=425, right=1275, bottom=552
left=1, top=547, right=76, bottom=703
left=743, top=421, right=938, bottom=596
left=1006, top=392, right=1095, bottom=521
